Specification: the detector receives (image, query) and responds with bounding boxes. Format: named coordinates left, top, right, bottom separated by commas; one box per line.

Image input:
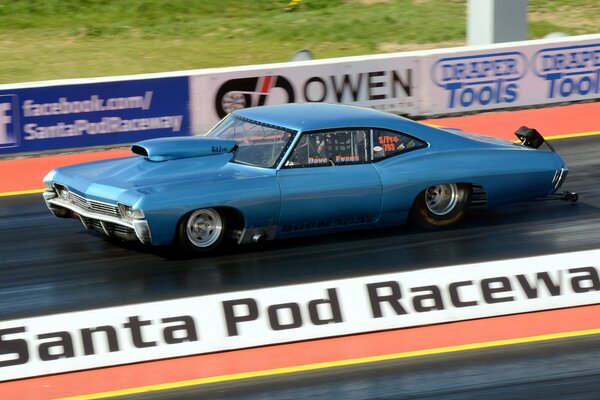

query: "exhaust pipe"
left=252, top=233, right=267, bottom=243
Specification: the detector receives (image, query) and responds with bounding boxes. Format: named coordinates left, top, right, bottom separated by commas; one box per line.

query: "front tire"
left=410, top=183, right=471, bottom=228
left=177, top=208, right=227, bottom=254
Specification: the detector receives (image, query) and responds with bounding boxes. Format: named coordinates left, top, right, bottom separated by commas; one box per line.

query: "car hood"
left=45, top=152, right=270, bottom=203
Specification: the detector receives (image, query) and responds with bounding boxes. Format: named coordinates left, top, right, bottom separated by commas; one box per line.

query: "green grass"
left=0, top=0, right=598, bottom=84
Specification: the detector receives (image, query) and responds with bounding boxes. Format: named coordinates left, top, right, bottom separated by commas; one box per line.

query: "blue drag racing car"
left=43, top=103, right=574, bottom=254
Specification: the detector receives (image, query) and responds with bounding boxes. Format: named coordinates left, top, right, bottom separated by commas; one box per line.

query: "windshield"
left=207, top=115, right=296, bottom=168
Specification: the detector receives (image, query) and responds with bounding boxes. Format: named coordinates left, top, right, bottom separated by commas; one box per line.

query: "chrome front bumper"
left=44, top=191, right=152, bottom=244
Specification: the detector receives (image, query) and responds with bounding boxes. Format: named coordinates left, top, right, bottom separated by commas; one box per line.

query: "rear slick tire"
left=410, top=183, right=471, bottom=228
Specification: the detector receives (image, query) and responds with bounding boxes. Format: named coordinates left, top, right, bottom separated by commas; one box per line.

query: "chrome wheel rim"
left=425, top=183, right=459, bottom=216
left=186, top=209, right=223, bottom=248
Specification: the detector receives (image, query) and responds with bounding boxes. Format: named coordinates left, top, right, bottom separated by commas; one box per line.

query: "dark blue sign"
left=0, top=76, right=189, bottom=155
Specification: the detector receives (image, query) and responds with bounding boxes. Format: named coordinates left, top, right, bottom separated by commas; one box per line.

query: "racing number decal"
left=378, top=135, right=401, bottom=152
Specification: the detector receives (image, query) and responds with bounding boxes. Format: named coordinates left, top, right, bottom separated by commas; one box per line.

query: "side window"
left=372, top=129, right=426, bottom=160
left=286, top=129, right=370, bottom=167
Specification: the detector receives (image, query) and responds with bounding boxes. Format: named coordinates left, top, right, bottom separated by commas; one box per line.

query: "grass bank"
left=0, top=0, right=598, bottom=84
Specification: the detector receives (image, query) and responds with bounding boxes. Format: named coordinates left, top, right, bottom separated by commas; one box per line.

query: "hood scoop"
left=131, top=137, right=237, bottom=162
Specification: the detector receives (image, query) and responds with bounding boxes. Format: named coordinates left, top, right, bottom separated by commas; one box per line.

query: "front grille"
left=80, top=216, right=137, bottom=240
left=71, top=192, right=121, bottom=217
left=112, top=224, right=135, bottom=235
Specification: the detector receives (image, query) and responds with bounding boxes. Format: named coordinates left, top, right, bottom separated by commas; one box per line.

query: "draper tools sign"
left=430, top=52, right=526, bottom=109
left=1, top=250, right=599, bottom=381
left=532, top=42, right=600, bottom=100
left=190, top=56, right=418, bottom=134
left=0, top=77, right=189, bottom=154
left=425, top=37, right=600, bottom=114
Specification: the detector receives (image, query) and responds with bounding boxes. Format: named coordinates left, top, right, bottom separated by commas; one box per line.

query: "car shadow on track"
left=103, top=195, right=592, bottom=263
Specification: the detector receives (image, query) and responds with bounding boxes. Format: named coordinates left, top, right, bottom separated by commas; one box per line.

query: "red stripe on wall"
left=423, top=102, right=600, bottom=140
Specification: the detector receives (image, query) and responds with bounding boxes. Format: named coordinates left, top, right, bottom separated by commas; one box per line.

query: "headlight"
left=54, top=184, right=70, bottom=200
left=118, top=203, right=145, bottom=220
left=43, top=181, right=57, bottom=200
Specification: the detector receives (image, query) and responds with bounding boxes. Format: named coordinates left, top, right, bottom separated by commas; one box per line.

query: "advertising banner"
left=190, top=55, right=420, bottom=134
left=189, top=34, right=600, bottom=133
left=0, top=77, right=190, bottom=155
left=1, top=249, right=599, bottom=381
left=422, top=35, right=600, bottom=114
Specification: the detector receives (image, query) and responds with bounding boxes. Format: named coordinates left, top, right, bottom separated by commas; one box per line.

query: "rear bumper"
left=44, top=191, right=152, bottom=244
left=551, top=167, right=568, bottom=192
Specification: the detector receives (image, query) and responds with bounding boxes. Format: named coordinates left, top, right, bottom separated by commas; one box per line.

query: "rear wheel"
left=177, top=208, right=226, bottom=254
left=410, top=183, right=471, bottom=228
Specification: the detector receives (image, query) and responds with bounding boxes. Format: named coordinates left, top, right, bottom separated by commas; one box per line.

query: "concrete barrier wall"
left=0, top=34, right=598, bottom=155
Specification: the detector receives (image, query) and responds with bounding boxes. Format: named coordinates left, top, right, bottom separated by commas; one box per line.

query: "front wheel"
left=410, top=183, right=471, bottom=228
left=177, top=208, right=227, bottom=254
